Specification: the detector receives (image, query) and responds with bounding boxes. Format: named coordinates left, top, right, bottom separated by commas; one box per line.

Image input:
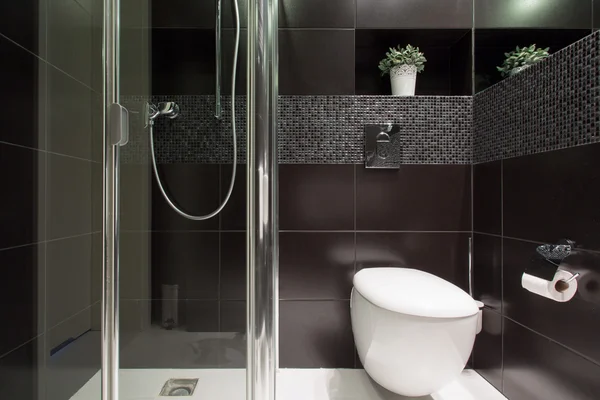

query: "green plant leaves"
left=497, top=44, right=550, bottom=78
left=378, top=44, right=427, bottom=76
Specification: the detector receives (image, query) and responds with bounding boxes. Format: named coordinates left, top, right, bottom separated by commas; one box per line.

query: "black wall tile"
left=279, top=165, right=354, bottom=230
left=279, top=300, right=354, bottom=368
left=223, top=0, right=248, bottom=28
left=151, top=163, right=220, bottom=231
left=152, top=28, right=215, bottom=95
left=185, top=300, right=219, bottom=332
left=356, top=232, right=470, bottom=291
left=595, top=0, right=600, bottom=29
left=220, top=232, right=246, bottom=300
left=504, top=144, right=600, bottom=250
left=475, top=0, right=593, bottom=29
left=473, top=233, right=502, bottom=311
left=280, top=233, right=355, bottom=300
left=356, top=165, right=471, bottom=231
left=280, top=0, right=355, bottom=28
left=279, top=30, right=355, bottom=95
left=0, top=336, right=41, bottom=400
left=473, top=309, right=503, bottom=392
left=220, top=300, right=246, bottom=332
left=503, top=319, right=600, bottom=400
left=0, top=244, right=43, bottom=357
left=503, top=238, right=600, bottom=365
left=222, top=29, right=247, bottom=95
left=450, top=31, right=474, bottom=96
left=0, top=144, right=45, bottom=249
left=0, top=37, right=45, bottom=150
left=221, top=164, right=246, bottom=231
left=0, top=0, right=45, bottom=56
left=152, top=0, right=215, bottom=28
left=357, top=0, right=473, bottom=29
left=473, top=161, right=501, bottom=235
left=151, top=232, right=219, bottom=300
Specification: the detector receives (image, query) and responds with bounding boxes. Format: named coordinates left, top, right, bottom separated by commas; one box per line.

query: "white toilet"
left=351, top=267, right=482, bottom=397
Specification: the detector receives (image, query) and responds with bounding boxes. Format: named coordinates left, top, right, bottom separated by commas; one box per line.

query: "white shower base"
left=71, top=368, right=506, bottom=400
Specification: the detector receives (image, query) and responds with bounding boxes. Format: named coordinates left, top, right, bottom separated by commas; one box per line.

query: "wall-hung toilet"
left=351, top=267, right=481, bottom=397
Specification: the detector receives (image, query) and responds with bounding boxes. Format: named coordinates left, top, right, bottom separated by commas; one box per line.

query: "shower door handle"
left=109, top=103, right=129, bottom=146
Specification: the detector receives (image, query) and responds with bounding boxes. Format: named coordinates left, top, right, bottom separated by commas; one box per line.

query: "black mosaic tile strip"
left=474, top=31, right=600, bottom=164
left=122, top=95, right=473, bottom=164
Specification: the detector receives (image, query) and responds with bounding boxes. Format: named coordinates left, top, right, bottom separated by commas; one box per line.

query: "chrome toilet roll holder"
left=536, top=239, right=580, bottom=288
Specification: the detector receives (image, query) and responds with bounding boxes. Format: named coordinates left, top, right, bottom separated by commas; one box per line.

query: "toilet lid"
left=353, top=268, right=479, bottom=318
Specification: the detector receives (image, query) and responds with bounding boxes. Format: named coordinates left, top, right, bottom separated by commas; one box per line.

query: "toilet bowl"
left=351, top=267, right=481, bottom=397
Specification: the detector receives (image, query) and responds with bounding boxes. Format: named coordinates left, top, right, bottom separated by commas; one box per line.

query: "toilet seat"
left=353, top=267, right=478, bottom=318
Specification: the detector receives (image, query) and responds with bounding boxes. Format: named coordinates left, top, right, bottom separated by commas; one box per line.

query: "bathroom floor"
left=71, top=368, right=506, bottom=400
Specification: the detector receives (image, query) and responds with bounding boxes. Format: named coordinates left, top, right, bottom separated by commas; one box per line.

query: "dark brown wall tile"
left=504, top=144, right=600, bottom=250
left=0, top=336, right=41, bottom=400
left=503, top=238, right=600, bottom=365
left=473, top=309, right=503, bottom=392
left=151, top=163, right=220, bottom=231
left=280, top=0, right=355, bottom=28
left=473, top=233, right=502, bottom=311
left=279, top=30, right=355, bottom=95
left=356, top=165, right=471, bottom=231
left=503, top=319, right=600, bottom=400
left=279, top=165, right=354, bottom=230
left=279, top=300, right=355, bottom=368
left=185, top=300, right=219, bottom=332
left=473, top=161, right=501, bottom=234
left=221, top=164, right=246, bottom=231
left=221, top=232, right=246, bottom=300
left=152, top=0, right=214, bottom=28
left=357, top=0, right=473, bottom=28
left=151, top=232, right=219, bottom=300
left=280, top=233, right=355, bottom=300
left=220, top=300, right=246, bottom=333
left=356, top=232, right=470, bottom=291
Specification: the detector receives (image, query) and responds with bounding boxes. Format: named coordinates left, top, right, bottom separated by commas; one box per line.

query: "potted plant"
left=378, top=44, right=426, bottom=96
left=497, top=44, right=550, bottom=78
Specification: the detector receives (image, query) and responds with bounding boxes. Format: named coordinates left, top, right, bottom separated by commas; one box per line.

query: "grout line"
left=0, top=140, right=102, bottom=164
left=504, top=316, right=600, bottom=368
left=0, top=231, right=101, bottom=254
left=280, top=230, right=473, bottom=233
left=46, top=303, right=97, bottom=333
left=279, top=298, right=351, bottom=302
left=0, top=333, right=45, bottom=361
left=500, top=158, right=505, bottom=393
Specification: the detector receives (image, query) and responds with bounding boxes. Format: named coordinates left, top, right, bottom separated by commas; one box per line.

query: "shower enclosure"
left=101, top=0, right=277, bottom=398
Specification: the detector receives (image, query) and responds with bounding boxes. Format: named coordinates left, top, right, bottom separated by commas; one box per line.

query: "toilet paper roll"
left=521, top=269, right=578, bottom=302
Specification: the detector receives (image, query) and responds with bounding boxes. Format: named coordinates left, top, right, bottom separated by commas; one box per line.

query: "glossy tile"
left=220, top=232, right=246, bottom=300
left=152, top=0, right=215, bottom=28
left=222, top=0, right=248, bottom=28
left=504, top=144, right=600, bottom=250
left=151, top=232, right=219, bottom=300
left=503, top=319, right=600, bottom=400
left=47, top=66, right=93, bottom=160
left=280, top=0, right=355, bottom=28
left=47, top=0, right=93, bottom=87
left=0, top=0, right=46, bottom=56
left=280, top=233, right=355, bottom=300
left=0, top=336, right=43, bottom=400
left=279, top=30, right=355, bottom=95
left=151, top=163, right=220, bottom=231
left=472, top=309, right=503, bottom=392
left=120, top=164, right=152, bottom=231
left=0, top=37, right=45, bottom=150
left=475, top=0, right=592, bottom=29
left=220, top=164, right=246, bottom=231
left=356, top=232, right=470, bottom=291
left=0, top=244, right=44, bottom=357
left=503, top=238, right=600, bottom=365
left=473, top=161, right=501, bottom=235
left=152, top=28, right=215, bottom=95
left=357, top=0, right=473, bottom=28
left=46, top=234, right=93, bottom=328
left=185, top=300, right=219, bottom=332
left=220, top=301, right=246, bottom=333
left=221, top=29, right=247, bottom=95
left=356, top=165, right=471, bottom=231
left=0, top=144, right=45, bottom=249
left=473, top=233, right=502, bottom=311
left=279, top=165, right=354, bottom=230
left=279, top=300, right=355, bottom=368
left=46, top=154, right=93, bottom=240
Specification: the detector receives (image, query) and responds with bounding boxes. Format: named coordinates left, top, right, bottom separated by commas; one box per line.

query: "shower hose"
left=149, top=0, right=240, bottom=221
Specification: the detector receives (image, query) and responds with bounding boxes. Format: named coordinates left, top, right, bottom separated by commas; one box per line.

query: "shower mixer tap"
left=148, top=102, right=180, bottom=124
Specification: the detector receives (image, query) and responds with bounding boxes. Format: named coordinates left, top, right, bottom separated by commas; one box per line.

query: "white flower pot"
left=390, top=64, right=417, bottom=96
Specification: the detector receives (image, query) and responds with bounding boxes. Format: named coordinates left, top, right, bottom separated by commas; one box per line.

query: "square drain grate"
left=159, top=378, right=199, bottom=397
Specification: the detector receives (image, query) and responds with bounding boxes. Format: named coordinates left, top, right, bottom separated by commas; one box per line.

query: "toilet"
left=351, top=267, right=482, bottom=397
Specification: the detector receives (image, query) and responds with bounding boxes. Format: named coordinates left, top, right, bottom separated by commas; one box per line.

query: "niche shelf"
left=355, top=29, right=473, bottom=96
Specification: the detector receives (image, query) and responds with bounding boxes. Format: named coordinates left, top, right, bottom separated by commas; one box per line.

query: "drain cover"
left=159, top=378, right=199, bottom=397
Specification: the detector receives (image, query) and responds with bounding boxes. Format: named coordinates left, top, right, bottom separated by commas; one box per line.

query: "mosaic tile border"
left=122, top=95, right=472, bottom=165
left=473, top=31, right=600, bottom=164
